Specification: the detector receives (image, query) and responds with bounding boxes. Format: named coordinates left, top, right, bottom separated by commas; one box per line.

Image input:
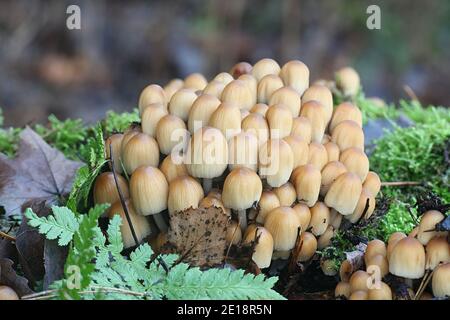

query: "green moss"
left=103, top=109, right=140, bottom=135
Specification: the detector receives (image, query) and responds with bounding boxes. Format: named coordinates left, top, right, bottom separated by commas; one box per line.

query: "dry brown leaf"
left=0, top=258, right=34, bottom=297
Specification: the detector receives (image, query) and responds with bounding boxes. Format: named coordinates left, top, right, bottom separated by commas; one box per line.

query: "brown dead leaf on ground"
left=0, top=258, right=34, bottom=297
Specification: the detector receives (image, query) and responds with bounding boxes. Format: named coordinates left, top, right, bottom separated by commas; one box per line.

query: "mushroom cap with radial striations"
left=339, top=260, right=354, bottom=282
left=252, top=58, right=281, bottom=82
left=269, top=86, right=302, bottom=117
left=159, top=154, right=188, bottom=183
left=105, top=133, right=124, bottom=173
left=389, top=237, right=426, bottom=279
left=425, top=236, right=450, bottom=270
left=349, top=270, right=371, bottom=293
left=187, top=94, right=221, bottom=134
left=141, top=103, right=168, bottom=137
left=301, top=84, right=333, bottom=123
left=335, top=282, right=351, bottom=299
left=335, top=67, right=361, bottom=97
left=387, top=232, right=407, bottom=261
left=365, top=239, right=387, bottom=263
left=238, top=74, right=258, bottom=100
left=417, top=210, right=447, bottom=245
left=293, top=203, right=311, bottom=232
left=329, top=102, right=363, bottom=133
left=266, top=104, right=293, bottom=139
left=221, top=79, right=254, bottom=111
left=203, top=80, right=226, bottom=99
left=168, top=88, right=198, bottom=122
left=309, top=201, right=330, bottom=236
left=222, top=167, right=263, bottom=211
left=296, top=231, right=317, bottom=262
left=185, top=127, right=228, bottom=179
left=320, top=161, right=347, bottom=196
left=292, top=164, right=321, bottom=207
left=121, top=124, right=142, bottom=155
left=243, top=226, right=274, bottom=269
left=257, top=74, right=284, bottom=104
left=368, top=282, right=392, bottom=300
left=317, top=225, right=335, bottom=249
left=273, top=182, right=296, bottom=207
left=122, top=133, right=160, bottom=175
left=264, top=206, right=301, bottom=251
left=345, top=187, right=376, bottom=223
left=241, top=113, right=269, bottom=146
left=0, top=286, right=19, bottom=300
left=324, top=172, right=362, bottom=215
left=93, top=172, right=129, bottom=206
left=331, top=120, right=365, bottom=151
left=108, top=199, right=152, bottom=249
left=432, top=263, right=450, bottom=298
left=200, top=196, right=231, bottom=216
left=255, top=190, right=281, bottom=224
left=213, top=72, right=234, bottom=85
left=291, top=116, right=312, bottom=143
left=329, top=209, right=343, bottom=229
left=227, top=131, right=259, bottom=172
left=349, top=290, right=368, bottom=300
left=307, top=142, right=328, bottom=171
left=250, top=103, right=269, bottom=117
left=339, top=147, right=370, bottom=181
left=243, top=223, right=258, bottom=239
left=279, top=60, right=310, bottom=96
left=366, top=254, right=389, bottom=278
left=240, top=110, right=250, bottom=120
left=323, top=141, right=340, bottom=163
left=225, top=220, right=242, bottom=245
left=258, top=138, right=294, bottom=188
left=183, top=73, right=208, bottom=91
left=283, top=135, right=309, bottom=169
left=363, top=171, right=381, bottom=198
left=168, top=175, right=204, bottom=214
left=299, top=101, right=327, bottom=143
left=208, top=102, right=242, bottom=140
left=130, top=166, right=168, bottom=216
left=230, top=61, right=253, bottom=78
left=156, top=114, right=188, bottom=155
left=163, top=78, right=184, bottom=101
left=138, top=84, right=167, bottom=114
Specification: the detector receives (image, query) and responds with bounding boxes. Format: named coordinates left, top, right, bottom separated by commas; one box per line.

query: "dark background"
left=0, top=0, right=448, bottom=127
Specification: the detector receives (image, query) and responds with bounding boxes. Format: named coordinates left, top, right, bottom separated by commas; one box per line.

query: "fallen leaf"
left=43, top=239, right=68, bottom=290
left=0, top=126, right=82, bottom=217
left=0, top=258, right=34, bottom=297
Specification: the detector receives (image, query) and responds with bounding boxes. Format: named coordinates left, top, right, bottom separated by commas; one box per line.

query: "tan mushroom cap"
left=156, top=114, right=188, bottom=155
left=293, top=164, right=321, bottom=207
left=425, top=236, right=450, bottom=270
left=200, top=195, right=230, bottom=216
left=320, top=161, right=347, bottom=196
left=167, top=175, right=204, bottom=214
left=335, top=67, right=360, bottom=96
left=243, top=226, right=274, bottom=269
left=188, top=94, right=221, bottom=134
left=266, top=103, right=293, bottom=139
left=317, top=225, right=335, bottom=249
left=209, top=102, right=242, bottom=140
left=297, top=231, right=318, bottom=262
left=366, top=254, right=389, bottom=278
left=273, top=182, right=296, bottom=207
left=345, top=187, right=376, bottom=223
left=389, top=237, right=426, bottom=279
left=241, top=112, right=269, bottom=146
left=238, top=74, right=258, bottom=100
left=329, top=209, right=343, bottom=229
left=417, top=210, right=446, bottom=245
left=0, top=286, right=19, bottom=300
left=93, top=172, right=129, bottom=207
left=258, top=138, right=294, bottom=188
left=331, top=120, right=365, bottom=151
left=202, top=80, right=226, bottom=99
left=368, top=282, right=392, bottom=300
left=221, top=79, right=254, bottom=111
left=141, top=103, right=168, bottom=137
left=283, top=135, right=309, bottom=169
left=387, top=232, right=407, bottom=261
left=299, top=100, right=327, bottom=143
left=363, top=171, right=381, bottom=197
left=184, top=73, right=208, bottom=91
left=163, top=78, right=184, bottom=101
left=230, top=61, right=253, bottom=78
left=256, top=190, right=281, bottom=224
left=269, top=86, right=301, bottom=117
left=293, top=203, right=311, bottom=232
left=222, top=167, right=263, bottom=211
left=159, top=154, right=188, bottom=183
left=365, top=239, right=387, bottom=263
left=301, top=84, right=333, bottom=123
left=228, top=131, right=259, bottom=172
left=257, top=74, right=284, bottom=104
left=250, top=103, right=269, bottom=117
left=324, top=141, right=340, bottom=162
left=308, top=142, right=328, bottom=171
left=325, top=172, right=362, bottom=215
left=329, top=102, right=362, bottom=133
left=309, top=202, right=330, bottom=236
left=431, top=263, right=450, bottom=298
left=279, top=60, right=310, bottom=96
left=252, top=58, right=281, bottom=82
left=168, top=88, right=198, bottom=121
left=105, top=133, right=124, bottom=173
left=264, top=206, right=300, bottom=251
left=291, top=116, right=312, bottom=143
left=335, top=282, right=351, bottom=299
left=349, top=270, right=371, bottom=292
left=121, top=124, right=141, bottom=155
left=122, top=133, right=160, bottom=175
left=214, top=72, right=234, bottom=85
left=225, top=220, right=242, bottom=245
left=138, top=84, right=167, bottom=114
left=340, top=147, right=370, bottom=181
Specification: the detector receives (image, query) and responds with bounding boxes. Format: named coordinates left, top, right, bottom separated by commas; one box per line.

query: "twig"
left=0, top=231, right=16, bottom=242
left=22, top=286, right=151, bottom=300
left=403, top=85, right=419, bottom=102
left=414, top=269, right=434, bottom=300
left=381, top=181, right=421, bottom=187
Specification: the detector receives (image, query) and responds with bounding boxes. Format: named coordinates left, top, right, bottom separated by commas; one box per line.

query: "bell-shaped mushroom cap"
left=297, top=231, right=317, bottom=262
left=141, top=103, right=168, bottom=137
left=368, top=282, right=392, bottom=300
left=365, top=239, right=387, bottom=263
left=339, top=260, right=354, bottom=282
left=387, top=232, right=407, bottom=261
left=425, top=236, right=450, bottom=270
left=366, top=254, right=389, bottom=278
left=168, top=88, right=197, bottom=121
left=279, top=60, right=310, bottom=96
left=293, top=164, right=321, bottom=207
left=273, top=182, right=296, bottom=207
left=93, top=172, right=129, bottom=207
left=293, top=203, right=311, bottom=232
left=0, top=286, right=19, bottom=300
left=168, top=175, right=204, bottom=214
left=336, top=67, right=360, bottom=96
left=203, top=80, right=225, bottom=99
left=138, top=84, right=167, bottom=114
left=214, top=72, right=234, bottom=85
left=188, top=94, right=221, bottom=134
left=243, top=226, right=274, bottom=269
left=221, top=79, right=254, bottom=111
left=200, top=195, right=230, bottom=215
left=300, top=101, right=327, bottom=143
left=183, top=73, right=208, bottom=91
left=309, top=202, right=330, bottom=236
left=330, top=209, right=343, bottom=230
left=156, top=114, right=188, bottom=155
left=255, top=190, right=281, bottom=224
left=163, top=78, right=184, bottom=101
left=252, top=58, right=280, bottom=82
left=340, top=147, right=370, bottom=181
left=331, top=120, right=365, bottom=151
left=230, top=61, right=253, bottom=78
left=363, top=171, right=381, bottom=197
left=241, top=113, right=269, bottom=146
left=349, top=290, right=368, bottom=300
left=335, top=282, right=351, bottom=299
left=324, top=141, right=340, bottom=163
left=308, top=142, right=328, bottom=170
left=432, top=263, right=450, bottom=298
left=122, top=133, right=160, bottom=175
left=222, top=167, right=263, bottom=211
left=318, top=225, right=335, bottom=249
left=108, top=200, right=152, bottom=249
left=302, top=84, right=333, bottom=123
left=258, top=138, right=294, bottom=187
left=264, top=206, right=300, bottom=251
left=159, top=154, right=188, bottom=183
left=228, top=131, right=258, bottom=172
left=238, top=74, right=258, bottom=99
left=121, top=124, right=141, bottom=155
left=130, top=166, right=168, bottom=216
left=105, top=133, right=124, bottom=173
left=345, top=187, right=376, bottom=223
left=250, top=103, right=269, bottom=117
left=209, top=102, right=242, bottom=140
left=225, top=220, right=242, bottom=245
left=243, top=224, right=258, bottom=239
left=349, top=270, right=371, bottom=293
left=320, top=161, right=347, bottom=196
left=329, top=102, right=362, bottom=133
left=269, top=86, right=301, bottom=117
left=257, top=74, right=284, bottom=104
left=283, top=135, right=309, bottom=168
left=266, top=104, right=293, bottom=139
left=324, top=172, right=362, bottom=215
left=389, top=237, right=426, bottom=279
left=185, top=127, right=228, bottom=179
left=417, top=210, right=446, bottom=245
left=207, top=188, right=222, bottom=200
left=291, top=116, right=312, bottom=143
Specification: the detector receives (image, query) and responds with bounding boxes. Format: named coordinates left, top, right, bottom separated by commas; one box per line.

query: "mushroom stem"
left=237, top=209, right=247, bottom=230
left=153, top=213, right=169, bottom=233
left=202, top=178, right=213, bottom=193
left=381, top=181, right=421, bottom=187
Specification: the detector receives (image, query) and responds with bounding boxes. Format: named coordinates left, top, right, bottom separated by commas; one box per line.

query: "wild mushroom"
left=299, top=101, right=327, bottom=143
left=292, top=164, right=321, bottom=207
left=0, top=286, right=19, bottom=300
left=307, top=142, right=328, bottom=170
left=363, top=171, right=381, bottom=197
left=290, top=116, right=312, bottom=143
left=317, top=225, right=335, bottom=249
left=329, top=209, right=343, bottom=229
left=324, top=172, right=362, bottom=215
left=425, top=236, right=450, bottom=270
left=417, top=210, right=446, bottom=245
left=293, top=203, right=311, bottom=232
left=269, top=86, right=301, bottom=117
left=431, top=263, right=450, bottom=298
left=250, top=103, right=269, bottom=116
left=203, top=80, right=226, bottom=99
left=105, top=133, right=124, bottom=173
left=331, top=120, right=365, bottom=151
left=187, top=94, right=221, bottom=134
left=335, top=282, right=351, bottom=299
left=366, top=254, right=389, bottom=278
left=320, top=161, right=347, bottom=196
left=266, top=104, right=293, bottom=139
left=264, top=206, right=300, bottom=252
left=238, top=74, right=258, bottom=101
left=121, top=123, right=141, bottom=155
left=167, top=175, right=204, bottom=214
left=122, top=133, right=160, bottom=175
left=387, top=232, right=407, bottom=261
left=365, top=239, right=387, bottom=263
left=339, top=147, right=369, bottom=181
left=221, top=79, right=254, bottom=111
left=273, top=182, right=296, bottom=207
left=168, top=88, right=198, bottom=121
left=297, top=231, right=318, bottom=262
left=323, top=141, right=340, bottom=162
left=389, top=237, right=426, bottom=279
left=230, top=61, right=253, bottom=78
left=183, top=73, right=208, bottom=91
left=349, top=270, right=371, bottom=293
left=243, top=226, right=274, bottom=269
left=259, top=138, right=294, bottom=187
left=159, top=154, right=188, bottom=183
left=156, top=114, right=188, bottom=155
left=228, top=131, right=259, bottom=172
left=138, top=84, right=166, bottom=114
left=335, top=67, right=360, bottom=96
left=252, top=58, right=280, bottom=82
left=93, top=172, right=129, bottom=207
left=141, top=103, right=168, bottom=137
left=255, top=190, right=281, bottom=224
left=309, top=202, right=330, bottom=236
left=199, top=195, right=230, bottom=215
left=345, top=187, right=375, bottom=223
left=368, top=282, right=392, bottom=300
left=302, top=84, right=333, bottom=123
left=279, top=60, right=310, bottom=95
left=213, top=72, right=234, bottom=85
left=329, top=102, right=362, bottom=133
left=241, top=113, right=269, bottom=146
left=283, top=135, right=309, bottom=168
left=225, top=220, right=242, bottom=245
left=163, top=78, right=184, bottom=101
left=209, top=102, right=242, bottom=140
left=257, top=74, right=284, bottom=105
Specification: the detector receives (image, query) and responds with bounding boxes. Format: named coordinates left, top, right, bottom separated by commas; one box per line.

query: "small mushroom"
left=292, top=203, right=311, bottom=232
left=228, top=131, right=259, bottom=172
left=221, top=79, right=254, bottom=111
left=335, top=282, right=351, bottom=299
left=309, top=202, right=330, bottom=236
left=431, top=263, right=450, bottom=298
left=302, top=84, right=333, bottom=123
left=320, top=161, right=347, bottom=196
left=335, top=67, right=360, bottom=96
left=279, top=60, right=309, bottom=95
left=122, top=133, right=160, bottom=175
left=202, top=80, right=226, bottom=99
left=307, top=142, right=328, bottom=170
left=425, top=236, right=450, bottom=270
left=266, top=104, right=293, bottom=139
left=187, top=94, right=221, bottom=134
left=363, top=171, right=381, bottom=197
left=329, top=102, right=362, bottom=133
left=368, top=282, right=392, bottom=300
left=241, top=113, right=269, bottom=146
left=167, top=175, right=204, bottom=214
left=230, top=61, right=252, bottom=78
left=156, top=114, right=188, bottom=155
left=183, top=73, right=207, bottom=91
left=93, top=172, right=129, bottom=207
left=345, top=187, right=376, bottom=223
left=365, top=239, right=387, bottom=263
left=225, top=220, right=242, bottom=245
left=258, top=138, right=294, bottom=188
left=214, top=72, right=234, bottom=85
left=243, top=226, right=274, bottom=269
left=252, top=58, right=280, bottom=82
left=264, top=206, right=300, bottom=251
left=209, top=102, right=242, bottom=140
left=257, top=74, right=284, bottom=104
left=299, top=101, right=327, bottom=143
left=141, top=103, right=168, bottom=137
left=105, top=133, right=124, bottom=173
left=168, top=88, right=198, bottom=121
left=159, top=154, right=188, bottom=183
left=255, top=190, right=281, bottom=224
left=366, top=254, right=389, bottom=278
left=138, top=84, right=167, bottom=114
left=417, top=210, right=446, bottom=245
left=163, top=79, right=184, bottom=101
left=317, top=225, right=335, bottom=249
left=283, top=135, right=309, bottom=168
left=323, top=141, right=340, bottom=162
left=324, top=172, right=362, bottom=215
left=297, top=231, right=318, bottom=262
left=273, top=182, right=296, bottom=207
left=269, top=86, right=301, bottom=117
left=250, top=103, right=269, bottom=117
left=387, top=232, right=407, bottom=261
left=339, top=147, right=370, bottom=181
left=349, top=270, right=371, bottom=293
left=331, top=120, right=365, bottom=151
left=238, top=74, right=258, bottom=101
left=292, top=164, right=321, bottom=207
left=0, top=286, right=19, bottom=300
left=291, top=116, right=312, bottom=143
left=389, top=237, right=426, bottom=279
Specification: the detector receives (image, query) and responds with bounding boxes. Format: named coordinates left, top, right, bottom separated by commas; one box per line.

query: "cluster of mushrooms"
left=336, top=209, right=449, bottom=300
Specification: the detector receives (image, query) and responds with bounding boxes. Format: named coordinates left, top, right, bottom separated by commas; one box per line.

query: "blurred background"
left=0, top=0, right=448, bottom=127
